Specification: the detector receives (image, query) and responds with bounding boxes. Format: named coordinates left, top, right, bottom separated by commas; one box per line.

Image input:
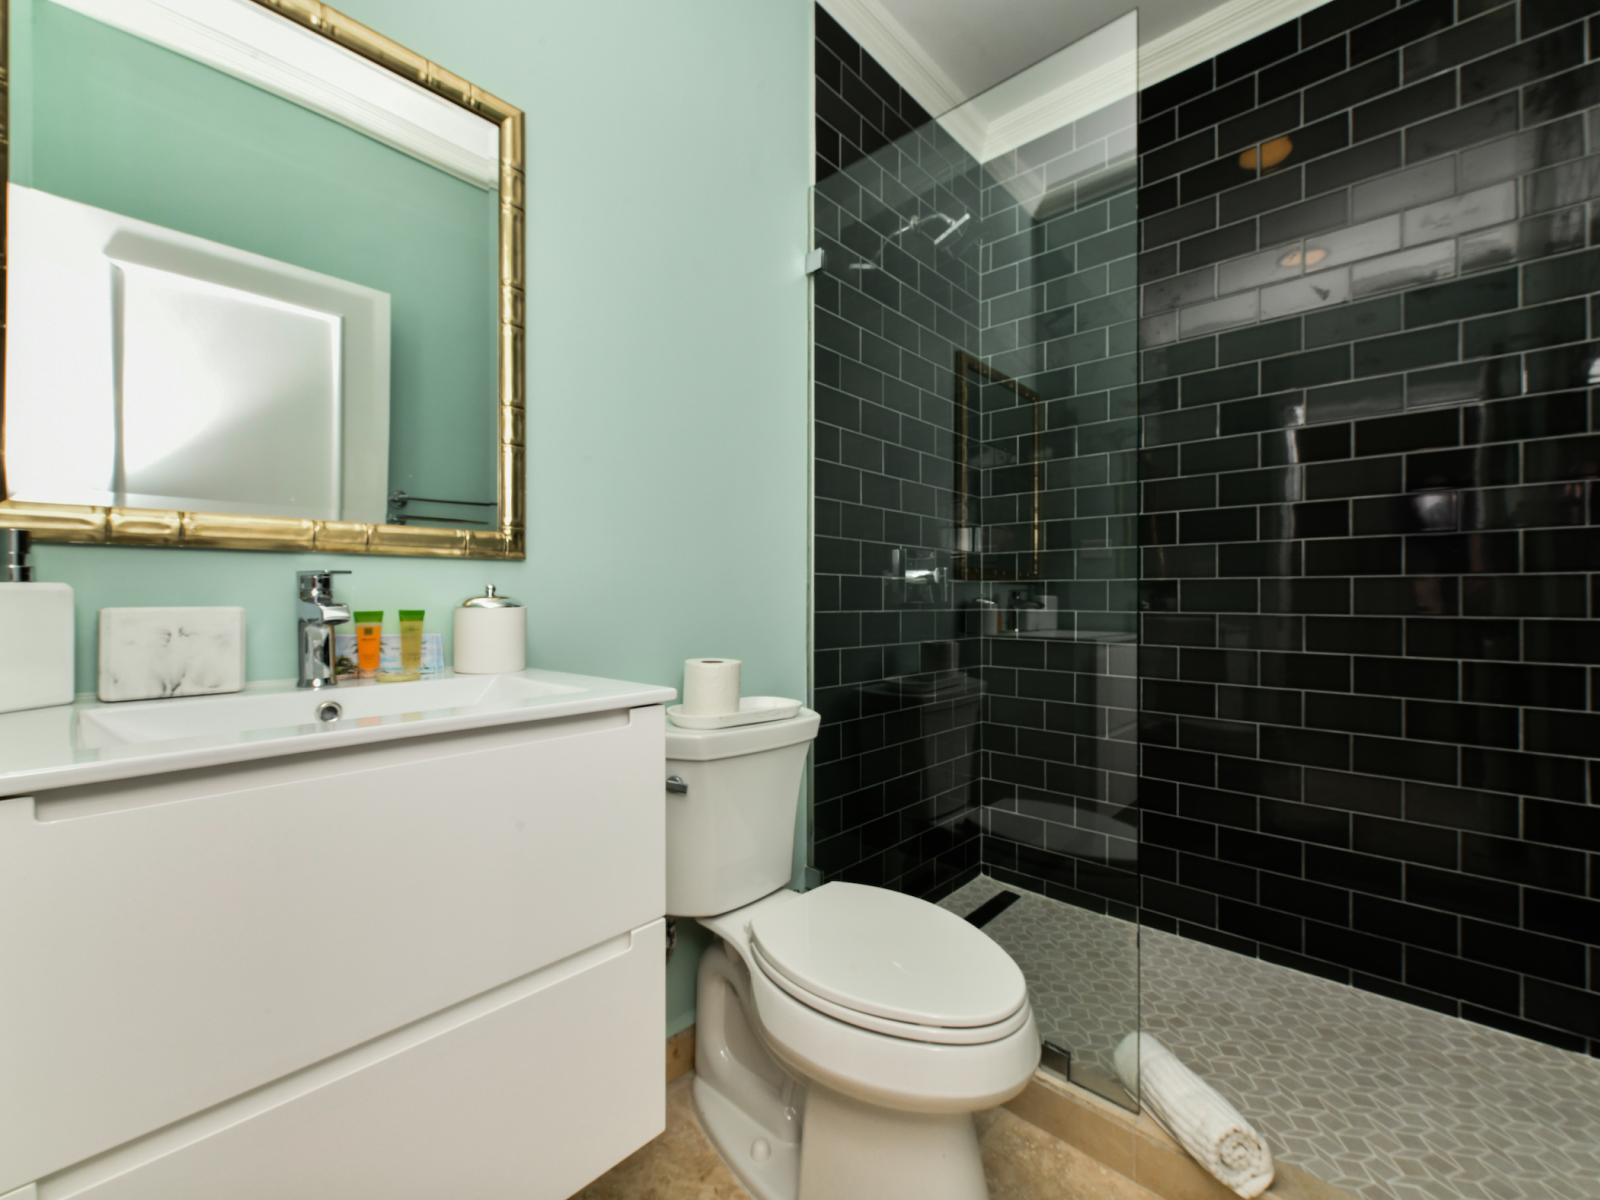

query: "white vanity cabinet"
left=0, top=683, right=670, bottom=1199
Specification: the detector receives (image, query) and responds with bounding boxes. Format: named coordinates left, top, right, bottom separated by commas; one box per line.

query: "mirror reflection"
left=4, top=0, right=503, bottom=531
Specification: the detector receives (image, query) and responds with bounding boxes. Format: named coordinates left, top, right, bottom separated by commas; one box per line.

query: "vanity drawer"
left=35, top=922, right=666, bottom=1200
left=0, top=704, right=665, bottom=1191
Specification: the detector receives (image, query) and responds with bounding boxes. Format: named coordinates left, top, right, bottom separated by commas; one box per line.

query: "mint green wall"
left=10, top=0, right=497, bottom=505
left=28, top=0, right=812, bottom=1038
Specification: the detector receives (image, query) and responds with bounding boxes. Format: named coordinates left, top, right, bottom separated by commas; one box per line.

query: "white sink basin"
left=0, top=669, right=675, bottom=794
left=77, top=673, right=582, bottom=747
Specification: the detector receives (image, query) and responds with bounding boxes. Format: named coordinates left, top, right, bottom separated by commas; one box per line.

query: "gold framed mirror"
left=0, top=0, right=525, bottom=558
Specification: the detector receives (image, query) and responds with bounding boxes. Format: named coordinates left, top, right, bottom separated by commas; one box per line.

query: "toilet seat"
left=699, top=885, right=1042, bottom=1120
left=750, top=939, right=1031, bottom=1045
left=747, top=882, right=1029, bottom=1041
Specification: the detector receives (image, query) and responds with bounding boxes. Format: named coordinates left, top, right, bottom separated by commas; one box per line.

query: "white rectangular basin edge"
left=0, top=669, right=677, bottom=795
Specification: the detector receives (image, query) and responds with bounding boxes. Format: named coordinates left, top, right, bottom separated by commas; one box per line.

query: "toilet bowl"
left=666, top=711, right=1039, bottom=1200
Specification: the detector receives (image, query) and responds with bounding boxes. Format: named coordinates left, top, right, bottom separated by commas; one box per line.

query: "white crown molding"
left=958, top=14, right=1137, bottom=166
left=821, top=0, right=1327, bottom=169
left=1140, top=0, right=1329, bottom=88
left=816, top=0, right=985, bottom=160
left=46, top=0, right=499, bottom=189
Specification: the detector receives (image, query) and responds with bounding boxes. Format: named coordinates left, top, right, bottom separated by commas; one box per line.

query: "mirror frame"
left=0, top=0, right=526, bottom=559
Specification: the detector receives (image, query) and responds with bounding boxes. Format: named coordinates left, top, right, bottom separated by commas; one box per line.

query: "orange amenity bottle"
left=354, top=611, right=383, bottom=679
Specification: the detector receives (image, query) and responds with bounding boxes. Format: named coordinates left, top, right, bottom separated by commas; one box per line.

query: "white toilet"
left=666, top=708, right=1039, bottom=1200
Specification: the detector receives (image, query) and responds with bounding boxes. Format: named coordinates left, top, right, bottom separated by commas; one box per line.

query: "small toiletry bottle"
left=353, top=611, right=383, bottom=679
left=397, top=610, right=425, bottom=680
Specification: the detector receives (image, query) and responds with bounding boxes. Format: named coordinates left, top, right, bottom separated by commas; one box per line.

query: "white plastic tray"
left=667, top=696, right=803, bottom=730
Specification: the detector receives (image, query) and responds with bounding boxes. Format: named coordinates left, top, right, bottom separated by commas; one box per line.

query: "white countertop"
left=0, top=669, right=675, bottom=796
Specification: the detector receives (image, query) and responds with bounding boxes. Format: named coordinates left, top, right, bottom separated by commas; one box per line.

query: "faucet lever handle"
left=297, top=568, right=351, bottom=602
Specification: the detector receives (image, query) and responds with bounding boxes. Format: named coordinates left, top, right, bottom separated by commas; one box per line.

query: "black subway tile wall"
left=1136, top=0, right=1600, bottom=1054
left=975, top=100, right=1144, bottom=916
left=811, top=7, right=986, bottom=898
left=812, top=0, right=1600, bottom=1056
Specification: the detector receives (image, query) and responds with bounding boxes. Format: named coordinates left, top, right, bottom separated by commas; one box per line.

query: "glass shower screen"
left=809, top=11, right=1143, bottom=1108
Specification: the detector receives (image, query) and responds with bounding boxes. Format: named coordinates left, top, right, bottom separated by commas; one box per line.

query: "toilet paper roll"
left=682, top=657, right=741, bottom=716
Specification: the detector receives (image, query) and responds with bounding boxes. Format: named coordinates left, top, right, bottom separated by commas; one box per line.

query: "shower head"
left=930, top=211, right=971, bottom=245
left=848, top=208, right=972, bottom=271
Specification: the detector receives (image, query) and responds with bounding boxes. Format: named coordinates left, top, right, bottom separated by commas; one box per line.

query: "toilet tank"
left=664, top=709, right=820, bottom=917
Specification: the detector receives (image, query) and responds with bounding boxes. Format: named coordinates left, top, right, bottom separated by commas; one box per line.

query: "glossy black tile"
left=1522, top=61, right=1600, bottom=124
left=1351, top=491, right=1459, bottom=536
left=1405, top=531, right=1519, bottom=574
left=1302, top=0, right=1399, bottom=48
left=1351, top=72, right=1455, bottom=141
left=1306, top=51, right=1401, bottom=121
left=1400, top=5, right=1514, bottom=84
left=1462, top=300, right=1587, bottom=358
left=1143, top=61, right=1216, bottom=118
left=1219, top=169, right=1304, bottom=224
left=1353, top=325, right=1459, bottom=377
left=1260, top=191, right=1350, bottom=243
left=1350, top=0, right=1453, bottom=64
left=1261, top=37, right=1350, bottom=102
left=1305, top=135, right=1403, bottom=197
left=1305, top=536, right=1404, bottom=575
left=1219, top=94, right=1303, bottom=154
left=1404, top=444, right=1518, bottom=491
left=1521, top=0, right=1600, bottom=38
left=1405, top=93, right=1518, bottom=164
left=1407, top=698, right=1519, bottom=748
left=1145, top=128, right=1220, bottom=184
left=1307, top=456, right=1404, bottom=499
left=1179, top=220, right=1260, bottom=271
left=819, top=0, right=1600, bottom=1052
left=1263, top=345, right=1353, bottom=391
left=1261, top=499, right=1351, bottom=539
left=1180, top=76, right=1259, bottom=137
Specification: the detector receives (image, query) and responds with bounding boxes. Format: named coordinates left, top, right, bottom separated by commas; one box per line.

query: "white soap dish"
left=667, top=696, right=803, bottom=730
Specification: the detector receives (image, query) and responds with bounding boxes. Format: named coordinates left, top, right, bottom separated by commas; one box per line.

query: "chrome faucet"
left=296, top=569, right=351, bottom=689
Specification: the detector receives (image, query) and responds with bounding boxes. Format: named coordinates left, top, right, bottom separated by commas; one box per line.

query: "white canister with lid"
left=453, top=585, right=526, bottom=674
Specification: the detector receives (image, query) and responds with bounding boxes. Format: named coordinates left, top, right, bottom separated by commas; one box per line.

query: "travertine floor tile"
left=577, top=1077, right=1160, bottom=1199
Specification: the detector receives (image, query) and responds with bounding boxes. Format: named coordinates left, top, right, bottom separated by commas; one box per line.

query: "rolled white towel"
left=1114, top=1032, right=1274, bottom=1199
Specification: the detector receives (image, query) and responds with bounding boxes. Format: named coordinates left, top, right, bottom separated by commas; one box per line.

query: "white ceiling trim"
left=1140, top=0, right=1330, bottom=88
left=818, top=0, right=986, bottom=159
left=819, top=0, right=1327, bottom=166
left=46, top=0, right=499, bottom=189
left=977, top=52, right=1133, bottom=162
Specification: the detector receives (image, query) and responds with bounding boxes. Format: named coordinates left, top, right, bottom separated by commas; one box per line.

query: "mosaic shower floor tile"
left=941, top=874, right=1600, bottom=1200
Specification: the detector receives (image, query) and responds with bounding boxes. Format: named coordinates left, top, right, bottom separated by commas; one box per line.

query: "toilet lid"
left=749, top=882, right=1027, bottom=1030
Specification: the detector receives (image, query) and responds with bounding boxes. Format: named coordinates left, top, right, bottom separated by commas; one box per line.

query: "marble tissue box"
left=98, top=607, right=247, bottom=702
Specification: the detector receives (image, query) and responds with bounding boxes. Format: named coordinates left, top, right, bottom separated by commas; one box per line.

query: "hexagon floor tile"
left=941, top=875, right=1600, bottom=1200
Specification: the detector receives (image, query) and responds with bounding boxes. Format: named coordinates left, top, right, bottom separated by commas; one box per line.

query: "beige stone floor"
left=575, top=1076, right=1161, bottom=1200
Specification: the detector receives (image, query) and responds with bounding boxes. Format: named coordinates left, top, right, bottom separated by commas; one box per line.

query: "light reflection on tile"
left=1402, top=181, right=1517, bottom=246
left=1351, top=157, right=1456, bottom=222
left=1308, top=214, right=1403, bottom=271
left=1218, top=242, right=1304, bottom=296
left=1351, top=241, right=1456, bottom=297
left=1261, top=268, right=1352, bottom=319
left=1459, top=118, right=1585, bottom=190
left=1179, top=291, right=1260, bottom=337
